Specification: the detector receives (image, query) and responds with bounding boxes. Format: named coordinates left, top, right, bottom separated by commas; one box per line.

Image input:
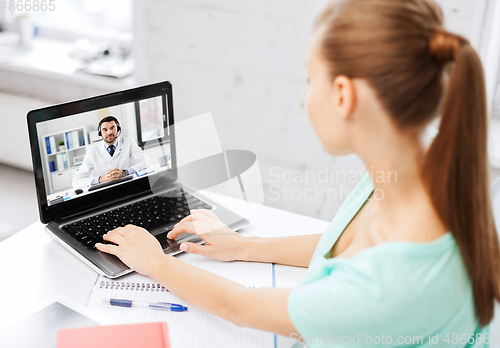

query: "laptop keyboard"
left=61, top=191, right=211, bottom=249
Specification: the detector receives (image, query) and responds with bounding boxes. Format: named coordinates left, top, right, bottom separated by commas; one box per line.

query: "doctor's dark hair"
left=97, top=116, right=121, bottom=136
left=315, top=0, right=499, bottom=326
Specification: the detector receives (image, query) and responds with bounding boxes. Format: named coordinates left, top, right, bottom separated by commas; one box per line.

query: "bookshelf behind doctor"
left=43, top=126, right=89, bottom=194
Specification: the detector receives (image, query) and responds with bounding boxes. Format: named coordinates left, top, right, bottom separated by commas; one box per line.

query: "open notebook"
left=87, top=253, right=275, bottom=348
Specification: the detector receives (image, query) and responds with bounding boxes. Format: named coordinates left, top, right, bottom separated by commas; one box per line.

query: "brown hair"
left=315, top=0, right=500, bottom=326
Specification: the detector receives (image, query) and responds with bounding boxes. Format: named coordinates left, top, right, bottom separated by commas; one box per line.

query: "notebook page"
left=87, top=253, right=274, bottom=348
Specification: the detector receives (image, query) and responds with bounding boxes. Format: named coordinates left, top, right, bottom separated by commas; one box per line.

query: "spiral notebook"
left=87, top=253, right=274, bottom=348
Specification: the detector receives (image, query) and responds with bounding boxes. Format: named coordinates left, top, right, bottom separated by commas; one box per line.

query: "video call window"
left=36, top=95, right=172, bottom=206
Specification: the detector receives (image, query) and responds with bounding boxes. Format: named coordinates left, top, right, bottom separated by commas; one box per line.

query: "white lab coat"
left=72, top=137, right=151, bottom=189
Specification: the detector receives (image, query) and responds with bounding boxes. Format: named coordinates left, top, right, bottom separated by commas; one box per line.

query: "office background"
left=0, top=0, right=499, bottom=242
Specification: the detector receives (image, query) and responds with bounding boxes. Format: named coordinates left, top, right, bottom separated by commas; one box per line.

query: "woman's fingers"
left=165, top=217, right=191, bottom=239
left=167, top=211, right=210, bottom=239
left=195, top=209, right=218, bottom=219
left=179, top=242, right=213, bottom=258
left=189, top=210, right=211, bottom=220
left=107, top=227, right=126, bottom=237
left=103, top=230, right=125, bottom=245
left=95, top=242, right=120, bottom=256
left=95, top=224, right=166, bottom=277
left=167, top=220, right=203, bottom=239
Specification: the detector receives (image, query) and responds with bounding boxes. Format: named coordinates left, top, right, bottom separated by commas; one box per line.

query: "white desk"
left=0, top=192, right=329, bottom=347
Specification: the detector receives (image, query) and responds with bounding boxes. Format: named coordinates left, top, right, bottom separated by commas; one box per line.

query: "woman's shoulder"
left=308, top=232, right=469, bottom=308
left=288, top=233, right=477, bottom=342
left=289, top=233, right=476, bottom=340
left=345, top=232, right=463, bottom=279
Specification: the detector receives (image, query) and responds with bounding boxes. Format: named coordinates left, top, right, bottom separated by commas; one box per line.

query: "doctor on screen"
left=72, top=116, right=151, bottom=189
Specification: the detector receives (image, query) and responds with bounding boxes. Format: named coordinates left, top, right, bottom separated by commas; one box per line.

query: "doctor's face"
left=100, top=121, right=118, bottom=145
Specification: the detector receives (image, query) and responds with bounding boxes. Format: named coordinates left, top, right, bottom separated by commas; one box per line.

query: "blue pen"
left=102, top=298, right=188, bottom=312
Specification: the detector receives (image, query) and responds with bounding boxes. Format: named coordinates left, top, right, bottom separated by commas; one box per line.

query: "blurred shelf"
left=0, top=35, right=138, bottom=102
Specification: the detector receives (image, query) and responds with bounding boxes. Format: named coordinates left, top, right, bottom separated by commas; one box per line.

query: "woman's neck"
left=357, top=130, right=447, bottom=241
left=363, top=133, right=425, bottom=203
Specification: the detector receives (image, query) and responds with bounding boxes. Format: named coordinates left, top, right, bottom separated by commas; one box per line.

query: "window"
left=135, top=95, right=170, bottom=149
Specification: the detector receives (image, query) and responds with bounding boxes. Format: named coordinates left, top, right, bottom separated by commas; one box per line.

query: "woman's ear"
left=331, top=75, right=356, bottom=120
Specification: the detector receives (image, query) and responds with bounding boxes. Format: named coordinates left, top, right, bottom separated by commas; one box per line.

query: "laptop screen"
left=27, top=82, right=177, bottom=223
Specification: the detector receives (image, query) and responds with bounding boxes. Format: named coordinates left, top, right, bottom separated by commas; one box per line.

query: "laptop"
left=27, top=81, right=250, bottom=278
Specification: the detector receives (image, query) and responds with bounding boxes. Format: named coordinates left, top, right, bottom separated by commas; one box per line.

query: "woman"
left=96, top=0, right=500, bottom=346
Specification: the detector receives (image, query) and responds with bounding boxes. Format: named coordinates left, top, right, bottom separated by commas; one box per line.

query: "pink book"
left=57, top=322, right=170, bottom=348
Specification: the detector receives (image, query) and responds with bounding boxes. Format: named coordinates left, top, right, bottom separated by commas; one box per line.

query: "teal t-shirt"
left=287, top=172, right=490, bottom=347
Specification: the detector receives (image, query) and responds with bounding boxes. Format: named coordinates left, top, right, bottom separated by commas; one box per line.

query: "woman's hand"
left=167, top=209, right=246, bottom=261
left=95, top=225, right=165, bottom=277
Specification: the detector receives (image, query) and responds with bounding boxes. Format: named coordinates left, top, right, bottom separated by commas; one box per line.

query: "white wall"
left=0, top=93, right=50, bottom=171
left=133, top=0, right=483, bottom=221
left=133, top=0, right=365, bottom=221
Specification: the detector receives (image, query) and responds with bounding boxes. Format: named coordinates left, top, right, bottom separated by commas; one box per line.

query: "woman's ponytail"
left=422, top=30, right=500, bottom=327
